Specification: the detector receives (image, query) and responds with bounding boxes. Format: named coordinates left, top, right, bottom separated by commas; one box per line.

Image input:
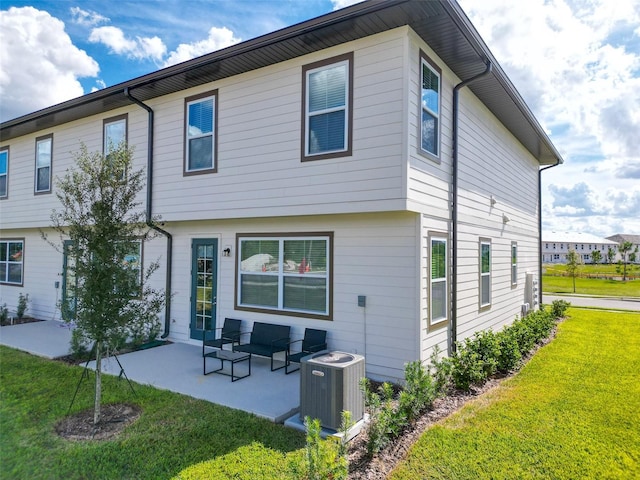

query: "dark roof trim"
left=0, top=0, right=562, bottom=165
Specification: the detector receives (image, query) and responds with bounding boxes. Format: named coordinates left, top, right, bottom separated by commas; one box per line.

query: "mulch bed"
left=55, top=403, right=141, bottom=441
left=0, top=316, right=44, bottom=326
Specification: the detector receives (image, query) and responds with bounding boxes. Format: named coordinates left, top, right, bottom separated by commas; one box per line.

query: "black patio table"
left=204, top=349, right=251, bottom=382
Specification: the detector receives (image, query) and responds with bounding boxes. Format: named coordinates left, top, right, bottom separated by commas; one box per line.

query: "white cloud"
left=162, top=27, right=241, bottom=67
left=89, top=26, right=166, bottom=62
left=330, top=0, right=365, bottom=11
left=0, top=6, right=99, bottom=122
left=70, top=6, right=109, bottom=27
left=459, top=0, right=640, bottom=236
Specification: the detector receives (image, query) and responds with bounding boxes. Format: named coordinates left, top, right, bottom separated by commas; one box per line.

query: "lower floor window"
left=430, top=236, right=447, bottom=326
left=236, top=233, right=332, bottom=318
left=0, top=240, right=23, bottom=285
left=480, top=239, right=491, bottom=308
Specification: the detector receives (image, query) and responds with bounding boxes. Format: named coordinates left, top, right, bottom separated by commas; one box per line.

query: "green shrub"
left=450, top=346, right=487, bottom=391
left=496, top=328, right=522, bottom=373
left=361, top=379, right=404, bottom=456
left=551, top=299, right=571, bottom=318
left=16, top=293, right=29, bottom=319
left=287, top=415, right=350, bottom=480
left=0, top=303, right=8, bottom=325
left=398, top=360, right=437, bottom=423
left=429, top=345, right=453, bottom=396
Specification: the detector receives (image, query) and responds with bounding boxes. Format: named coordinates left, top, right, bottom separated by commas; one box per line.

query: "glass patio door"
left=190, top=239, right=218, bottom=340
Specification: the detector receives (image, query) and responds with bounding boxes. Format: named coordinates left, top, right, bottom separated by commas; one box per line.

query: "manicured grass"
left=542, top=275, right=640, bottom=296
left=389, top=309, right=640, bottom=480
left=0, top=347, right=305, bottom=480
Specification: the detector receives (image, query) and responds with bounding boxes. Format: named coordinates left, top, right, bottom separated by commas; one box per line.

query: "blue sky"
left=1, top=0, right=639, bottom=237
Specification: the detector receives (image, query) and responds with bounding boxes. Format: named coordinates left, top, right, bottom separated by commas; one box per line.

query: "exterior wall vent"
left=300, top=351, right=365, bottom=430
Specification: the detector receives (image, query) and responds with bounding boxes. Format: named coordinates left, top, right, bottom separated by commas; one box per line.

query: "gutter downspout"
left=124, top=87, right=173, bottom=339
left=450, top=60, right=492, bottom=354
left=538, top=160, right=560, bottom=306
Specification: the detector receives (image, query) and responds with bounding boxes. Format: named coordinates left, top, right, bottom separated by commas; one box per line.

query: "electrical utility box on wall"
left=300, top=351, right=365, bottom=431
left=525, top=273, right=539, bottom=310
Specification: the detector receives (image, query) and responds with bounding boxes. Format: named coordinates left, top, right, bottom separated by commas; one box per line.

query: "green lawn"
left=542, top=275, right=640, bottom=296
left=3, top=309, right=640, bottom=479
left=0, top=348, right=305, bottom=479
left=389, top=309, right=640, bottom=479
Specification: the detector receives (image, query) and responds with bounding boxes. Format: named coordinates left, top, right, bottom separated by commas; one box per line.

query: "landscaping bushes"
left=361, top=300, right=567, bottom=455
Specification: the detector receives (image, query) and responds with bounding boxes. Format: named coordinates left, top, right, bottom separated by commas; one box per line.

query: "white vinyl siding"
left=185, top=93, right=216, bottom=173
left=35, top=135, right=52, bottom=194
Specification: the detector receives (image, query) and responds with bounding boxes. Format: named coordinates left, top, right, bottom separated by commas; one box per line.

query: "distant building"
left=542, top=232, right=618, bottom=264
left=607, top=234, right=640, bottom=263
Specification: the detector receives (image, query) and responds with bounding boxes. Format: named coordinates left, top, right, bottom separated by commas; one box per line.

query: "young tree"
left=46, top=143, right=165, bottom=425
left=616, top=241, right=638, bottom=281
left=566, top=249, right=582, bottom=293
left=607, top=247, right=616, bottom=264
left=591, top=249, right=602, bottom=265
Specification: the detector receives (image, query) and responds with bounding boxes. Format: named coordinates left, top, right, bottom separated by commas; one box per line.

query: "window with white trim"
left=0, top=239, right=23, bottom=285
left=480, top=239, right=491, bottom=308
left=511, top=242, right=517, bottom=286
left=302, top=53, right=352, bottom=160
left=0, top=148, right=8, bottom=199
left=104, top=116, right=127, bottom=156
left=236, top=234, right=331, bottom=318
left=35, top=134, right=52, bottom=194
left=185, top=91, right=216, bottom=173
left=430, top=236, right=448, bottom=326
left=420, top=51, right=441, bottom=157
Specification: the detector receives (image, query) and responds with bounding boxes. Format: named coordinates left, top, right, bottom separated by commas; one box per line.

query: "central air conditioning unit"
left=300, top=351, right=365, bottom=431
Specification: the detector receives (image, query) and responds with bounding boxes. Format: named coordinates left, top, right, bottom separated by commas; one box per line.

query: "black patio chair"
left=285, top=328, right=327, bottom=374
left=202, top=318, right=242, bottom=357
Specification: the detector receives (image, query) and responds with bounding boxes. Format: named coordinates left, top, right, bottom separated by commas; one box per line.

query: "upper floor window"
left=429, top=235, right=448, bottom=328
left=0, top=239, right=23, bottom=285
left=302, top=53, right=353, bottom=161
left=236, top=233, right=332, bottom=319
left=35, top=134, right=52, bottom=194
left=480, top=238, right=491, bottom=309
left=104, top=115, right=127, bottom=157
left=184, top=91, right=217, bottom=174
left=0, top=147, right=8, bottom=199
left=420, top=51, right=441, bottom=158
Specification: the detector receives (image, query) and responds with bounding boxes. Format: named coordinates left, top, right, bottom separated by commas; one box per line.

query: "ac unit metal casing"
left=300, top=351, right=365, bottom=430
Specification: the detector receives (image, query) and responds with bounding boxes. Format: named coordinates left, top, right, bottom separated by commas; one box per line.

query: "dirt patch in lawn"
left=55, top=403, right=141, bottom=441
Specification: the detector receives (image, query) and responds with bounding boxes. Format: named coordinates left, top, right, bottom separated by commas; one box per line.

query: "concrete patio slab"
left=91, top=343, right=300, bottom=423
left=0, top=321, right=302, bottom=423
left=0, top=320, right=73, bottom=358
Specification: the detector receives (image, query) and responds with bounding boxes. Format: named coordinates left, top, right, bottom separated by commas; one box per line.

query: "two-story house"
left=0, top=0, right=562, bottom=382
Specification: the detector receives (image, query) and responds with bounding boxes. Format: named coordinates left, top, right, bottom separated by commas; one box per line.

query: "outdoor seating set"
left=202, top=318, right=327, bottom=381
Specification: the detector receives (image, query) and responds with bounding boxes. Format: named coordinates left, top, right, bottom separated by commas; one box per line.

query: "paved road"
left=543, top=295, right=640, bottom=311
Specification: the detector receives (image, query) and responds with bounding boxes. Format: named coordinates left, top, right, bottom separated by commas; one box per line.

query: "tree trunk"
left=572, top=275, right=576, bottom=293
left=94, top=342, right=102, bottom=425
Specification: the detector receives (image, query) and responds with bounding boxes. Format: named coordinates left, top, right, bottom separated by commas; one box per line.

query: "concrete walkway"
left=543, top=294, right=640, bottom=311
left=0, top=321, right=300, bottom=423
